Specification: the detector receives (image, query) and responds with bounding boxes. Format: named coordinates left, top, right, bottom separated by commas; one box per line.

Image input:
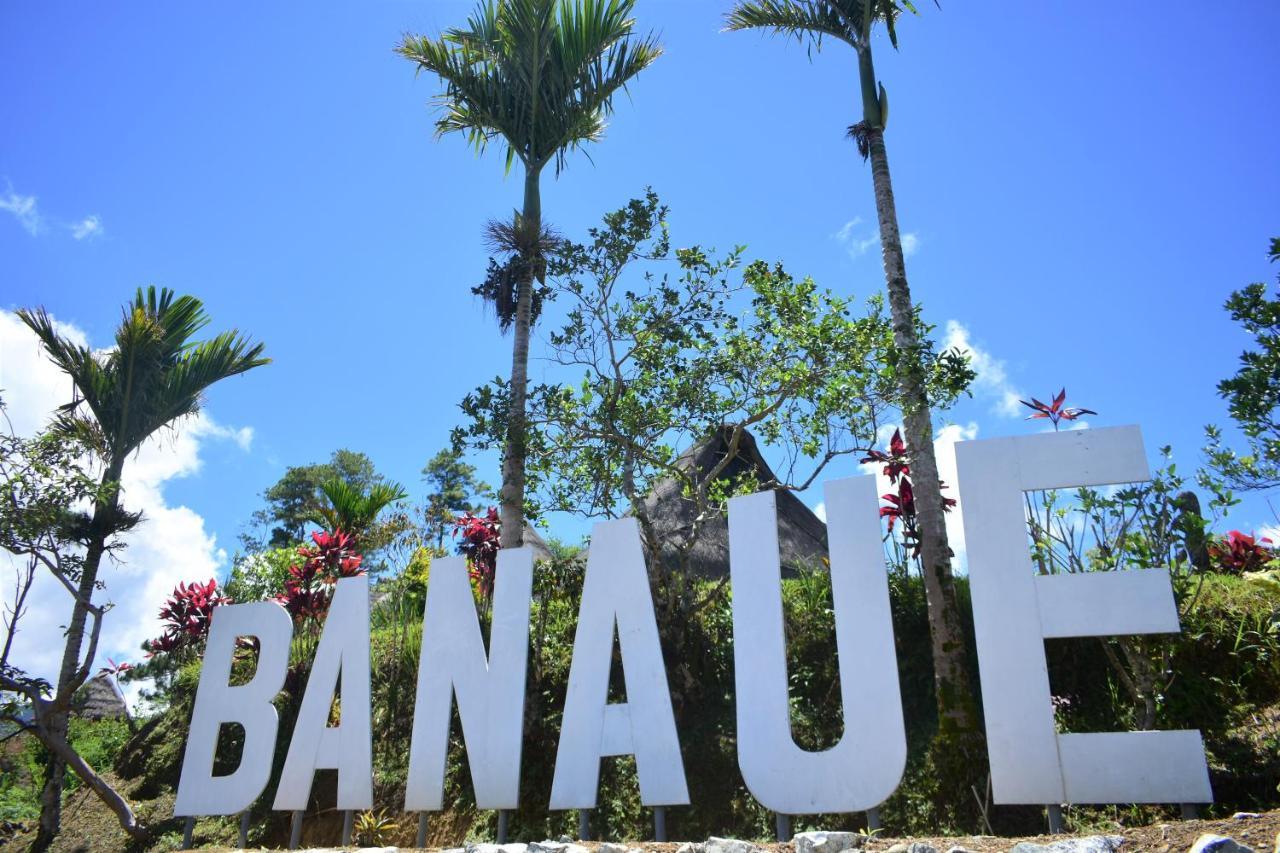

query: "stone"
left=1232, top=814, right=1263, bottom=821
left=598, top=844, right=630, bottom=853
left=945, top=847, right=973, bottom=853
left=528, top=842, right=587, bottom=853
left=676, top=844, right=704, bottom=853
left=792, top=830, right=867, bottom=853
left=884, top=844, right=937, bottom=853
left=1188, top=834, right=1254, bottom=853
left=1009, top=837, right=1124, bottom=853
left=704, top=837, right=763, bottom=853
left=467, top=843, right=529, bottom=853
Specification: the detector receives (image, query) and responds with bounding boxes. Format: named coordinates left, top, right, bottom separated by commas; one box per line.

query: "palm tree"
left=18, top=287, right=268, bottom=848
left=398, top=0, right=661, bottom=549
left=313, top=477, right=409, bottom=542
left=725, top=0, right=982, bottom=764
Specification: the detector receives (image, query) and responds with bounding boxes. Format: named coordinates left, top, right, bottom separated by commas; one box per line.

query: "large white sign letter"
left=550, top=518, right=689, bottom=809
left=175, top=601, right=293, bottom=816
left=405, top=549, right=533, bottom=811
left=273, top=576, right=374, bottom=811
left=728, top=477, right=907, bottom=814
left=955, top=426, right=1212, bottom=805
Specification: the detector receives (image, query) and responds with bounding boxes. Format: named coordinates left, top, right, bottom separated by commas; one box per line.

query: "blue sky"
left=2, top=4, right=1278, bottom=673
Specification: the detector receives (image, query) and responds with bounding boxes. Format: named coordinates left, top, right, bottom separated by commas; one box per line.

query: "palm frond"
left=19, top=291, right=268, bottom=461
left=399, top=0, right=661, bottom=176
left=724, top=0, right=916, bottom=51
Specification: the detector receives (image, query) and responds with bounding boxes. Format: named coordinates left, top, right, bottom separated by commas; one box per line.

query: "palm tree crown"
left=724, top=0, right=912, bottom=50
left=397, top=0, right=662, bottom=175
left=19, top=287, right=269, bottom=463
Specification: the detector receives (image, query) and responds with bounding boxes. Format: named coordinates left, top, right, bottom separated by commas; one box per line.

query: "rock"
left=528, top=843, right=587, bottom=853
left=792, top=830, right=867, bottom=853
left=704, top=837, right=763, bottom=853
left=945, top=847, right=973, bottom=853
left=1188, top=834, right=1254, bottom=853
left=467, top=844, right=530, bottom=853
left=1232, top=814, right=1262, bottom=821
left=1009, top=837, right=1123, bottom=853
left=598, top=844, right=630, bottom=853
left=884, top=844, right=937, bottom=853
left=444, top=848, right=465, bottom=853
left=676, top=844, right=704, bottom=853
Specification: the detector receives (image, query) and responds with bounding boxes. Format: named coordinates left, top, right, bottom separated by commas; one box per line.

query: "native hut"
left=75, top=673, right=129, bottom=721
left=633, top=427, right=828, bottom=578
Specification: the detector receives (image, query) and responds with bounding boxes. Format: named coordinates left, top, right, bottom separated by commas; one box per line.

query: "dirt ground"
left=10, top=789, right=1277, bottom=852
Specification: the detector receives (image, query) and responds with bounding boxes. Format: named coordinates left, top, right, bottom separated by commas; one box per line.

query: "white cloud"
left=0, top=182, right=102, bottom=241
left=70, top=215, right=103, bottom=241
left=832, top=217, right=920, bottom=260
left=0, top=309, right=250, bottom=704
left=0, top=186, right=42, bottom=235
left=813, top=501, right=826, bottom=523
left=900, top=232, right=920, bottom=257
left=942, top=320, right=1024, bottom=418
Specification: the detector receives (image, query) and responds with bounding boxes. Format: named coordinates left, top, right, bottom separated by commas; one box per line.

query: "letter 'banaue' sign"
left=173, top=426, right=1213, bottom=820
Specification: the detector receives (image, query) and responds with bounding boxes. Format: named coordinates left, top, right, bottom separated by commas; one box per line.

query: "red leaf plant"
left=144, top=579, right=230, bottom=657
left=98, top=658, right=132, bottom=678
left=453, top=508, right=501, bottom=600
left=860, top=428, right=910, bottom=483
left=864, top=431, right=956, bottom=558
left=1019, top=388, right=1097, bottom=431
left=1207, top=529, right=1274, bottom=575
left=275, top=528, right=365, bottom=623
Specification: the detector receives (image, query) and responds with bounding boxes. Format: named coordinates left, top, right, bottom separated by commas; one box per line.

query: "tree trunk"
left=499, top=170, right=542, bottom=550
left=857, top=44, right=979, bottom=737
left=34, top=461, right=121, bottom=851
left=30, top=704, right=149, bottom=843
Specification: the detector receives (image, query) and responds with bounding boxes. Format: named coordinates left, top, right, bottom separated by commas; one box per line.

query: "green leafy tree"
left=312, top=477, right=409, bottom=546
left=454, top=192, right=972, bottom=609
left=398, top=0, right=661, bottom=548
left=421, top=448, right=492, bottom=548
left=725, top=0, right=984, bottom=793
left=249, top=449, right=382, bottom=549
left=1205, top=238, right=1280, bottom=492
left=15, top=288, right=267, bottom=847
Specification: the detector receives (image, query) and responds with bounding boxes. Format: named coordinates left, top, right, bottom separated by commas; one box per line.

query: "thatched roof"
left=521, top=525, right=556, bottom=563
left=579, top=427, right=824, bottom=578
left=640, top=427, right=827, bottom=578
left=76, top=673, right=129, bottom=721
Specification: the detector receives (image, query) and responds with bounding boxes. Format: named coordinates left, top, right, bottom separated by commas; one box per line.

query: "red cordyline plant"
left=453, top=507, right=500, bottom=599
left=1020, top=388, right=1097, bottom=431
left=862, top=428, right=956, bottom=559
left=275, top=529, right=365, bottom=622
left=1207, top=529, right=1274, bottom=575
left=144, top=579, right=230, bottom=657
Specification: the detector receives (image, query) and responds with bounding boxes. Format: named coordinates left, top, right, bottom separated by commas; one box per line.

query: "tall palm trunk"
left=857, top=44, right=978, bottom=737
left=35, top=459, right=122, bottom=851
left=499, top=170, right=542, bottom=549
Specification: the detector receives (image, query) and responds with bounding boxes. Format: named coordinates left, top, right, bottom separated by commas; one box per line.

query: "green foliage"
left=1205, top=237, right=1280, bottom=492
left=397, top=0, right=662, bottom=176
left=0, top=718, right=132, bottom=825
left=312, top=477, right=409, bottom=546
left=454, top=191, right=973, bottom=547
left=224, top=546, right=297, bottom=604
left=354, top=808, right=400, bottom=846
left=422, top=448, right=493, bottom=549
left=18, top=287, right=268, bottom=464
left=247, top=449, right=385, bottom=549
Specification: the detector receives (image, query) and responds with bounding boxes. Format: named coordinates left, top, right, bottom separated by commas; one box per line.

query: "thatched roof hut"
left=76, top=673, right=129, bottom=721
left=635, top=427, right=828, bottom=578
